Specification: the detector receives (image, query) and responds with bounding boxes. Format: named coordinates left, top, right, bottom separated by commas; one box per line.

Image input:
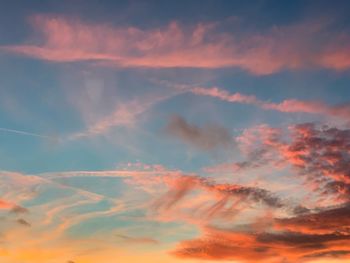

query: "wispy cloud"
left=192, top=87, right=350, bottom=121
left=67, top=81, right=188, bottom=140
left=115, top=234, right=159, bottom=245
left=2, top=15, right=350, bottom=74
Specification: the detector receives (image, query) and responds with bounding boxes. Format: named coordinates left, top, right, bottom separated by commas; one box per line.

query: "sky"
left=0, top=1, right=350, bottom=262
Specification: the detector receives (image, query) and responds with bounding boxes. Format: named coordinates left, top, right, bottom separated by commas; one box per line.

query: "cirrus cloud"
left=1, top=15, right=350, bottom=75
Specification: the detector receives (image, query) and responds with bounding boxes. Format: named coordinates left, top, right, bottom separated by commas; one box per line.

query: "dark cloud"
left=10, top=205, right=29, bottom=214
left=275, top=203, right=350, bottom=234
left=323, top=181, right=350, bottom=201
left=153, top=174, right=285, bottom=221
left=212, top=183, right=284, bottom=208
left=303, top=250, right=350, bottom=259
left=164, top=115, right=232, bottom=151
left=16, top=218, right=31, bottom=227
left=292, top=205, right=310, bottom=215
left=256, top=231, right=350, bottom=247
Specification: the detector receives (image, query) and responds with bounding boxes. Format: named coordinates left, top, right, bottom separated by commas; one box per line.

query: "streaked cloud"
left=115, top=234, right=159, bottom=245
left=2, top=15, right=350, bottom=74
left=193, top=87, right=350, bottom=121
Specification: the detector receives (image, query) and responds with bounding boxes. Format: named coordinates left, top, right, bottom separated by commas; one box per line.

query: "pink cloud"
left=2, top=15, right=350, bottom=74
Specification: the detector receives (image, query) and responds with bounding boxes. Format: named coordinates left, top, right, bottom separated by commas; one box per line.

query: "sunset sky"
left=0, top=1, right=350, bottom=263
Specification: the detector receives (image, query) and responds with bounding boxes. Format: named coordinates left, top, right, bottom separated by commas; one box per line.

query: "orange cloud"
left=275, top=204, right=350, bottom=235
left=0, top=199, right=14, bottom=209
left=172, top=224, right=350, bottom=263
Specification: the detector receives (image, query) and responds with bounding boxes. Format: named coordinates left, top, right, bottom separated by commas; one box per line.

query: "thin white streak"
left=0, top=127, right=56, bottom=140
left=38, top=170, right=180, bottom=179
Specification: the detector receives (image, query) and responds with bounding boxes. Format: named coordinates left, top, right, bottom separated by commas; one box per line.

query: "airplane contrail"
left=0, top=127, right=56, bottom=140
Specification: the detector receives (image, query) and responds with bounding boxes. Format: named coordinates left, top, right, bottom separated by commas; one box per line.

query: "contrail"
left=0, top=127, right=56, bottom=140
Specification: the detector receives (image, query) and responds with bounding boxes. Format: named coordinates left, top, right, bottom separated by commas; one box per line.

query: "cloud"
left=0, top=199, right=28, bottom=214
left=1, top=129, right=349, bottom=263
left=203, top=148, right=274, bottom=174
left=303, top=250, right=350, bottom=259
left=164, top=115, right=232, bottom=151
left=169, top=122, right=350, bottom=262
left=0, top=159, right=349, bottom=263
left=67, top=84, right=187, bottom=140
left=202, top=124, right=285, bottom=176
left=229, top=123, right=350, bottom=203
left=16, top=218, right=31, bottom=227
left=172, top=223, right=350, bottom=262
left=2, top=15, right=350, bottom=74
left=153, top=173, right=285, bottom=221
left=256, top=231, right=349, bottom=247
left=39, top=168, right=177, bottom=180
left=172, top=227, right=271, bottom=262
left=115, top=234, right=159, bottom=245
left=198, top=118, right=350, bottom=213
left=0, top=199, right=14, bottom=209
left=67, top=100, right=152, bottom=140
left=0, top=127, right=58, bottom=141
left=275, top=203, right=350, bottom=235
left=10, top=205, right=29, bottom=214
left=281, top=123, right=350, bottom=202
left=192, top=87, right=350, bottom=121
